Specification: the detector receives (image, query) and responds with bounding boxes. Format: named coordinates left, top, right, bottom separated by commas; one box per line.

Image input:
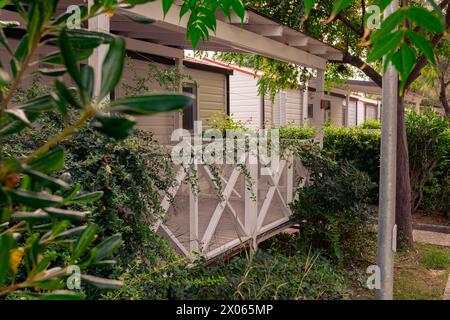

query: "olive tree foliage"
left=0, top=0, right=246, bottom=299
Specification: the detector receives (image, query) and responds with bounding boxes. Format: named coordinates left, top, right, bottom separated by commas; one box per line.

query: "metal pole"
left=376, top=0, right=398, bottom=300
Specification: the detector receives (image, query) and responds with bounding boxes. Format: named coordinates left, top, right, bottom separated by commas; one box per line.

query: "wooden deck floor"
left=158, top=167, right=292, bottom=257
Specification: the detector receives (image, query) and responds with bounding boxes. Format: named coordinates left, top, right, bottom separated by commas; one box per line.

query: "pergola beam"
left=124, top=37, right=184, bottom=59
left=243, top=24, right=284, bottom=37
left=122, top=1, right=327, bottom=70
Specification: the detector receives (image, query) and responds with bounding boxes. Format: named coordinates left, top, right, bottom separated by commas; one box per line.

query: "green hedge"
left=280, top=111, right=450, bottom=216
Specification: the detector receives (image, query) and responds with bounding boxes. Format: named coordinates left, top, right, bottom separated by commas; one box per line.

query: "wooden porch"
left=155, top=151, right=310, bottom=260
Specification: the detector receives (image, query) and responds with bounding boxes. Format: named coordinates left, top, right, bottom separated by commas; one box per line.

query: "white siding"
left=229, top=72, right=261, bottom=129
left=117, top=60, right=175, bottom=144
left=117, top=60, right=228, bottom=143
left=330, top=98, right=343, bottom=127
left=285, top=89, right=302, bottom=125
left=347, top=100, right=357, bottom=127
left=264, top=94, right=273, bottom=128
left=187, top=68, right=227, bottom=127
left=356, top=101, right=365, bottom=126
left=365, top=104, right=378, bottom=120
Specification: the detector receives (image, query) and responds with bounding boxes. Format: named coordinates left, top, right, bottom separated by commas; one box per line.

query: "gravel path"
left=413, top=230, right=450, bottom=247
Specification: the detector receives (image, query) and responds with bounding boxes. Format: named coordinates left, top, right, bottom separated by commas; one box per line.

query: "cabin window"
left=182, top=83, right=198, bottom=131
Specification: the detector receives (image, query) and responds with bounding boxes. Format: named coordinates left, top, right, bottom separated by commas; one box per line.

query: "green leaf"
left=0, top=27, right=13, bottom=55
left=27, top=2, right=44, bottom=52
left=72, top=224, right=97, bottom=262
left=38, top=68, right=66, bottom=77
left=406, top=31, right=436, bottom=66
left=70, top=191, right=103, bottom=204
left=61, top=184, right=81, bottom=204
left=390, top=44, right=415, bottom=93
left=330, top=0, right=352, bottom=18
left=44, top=207, right=89, bottom=222
left=109, top=94, right=192, bottom=115
left=370, top=9, right=406, bottom=44
left=378, top=0, right=393, bottom=12
left=367, top=30, right=404, bottom=62
left=5, top=109, right=31, bottom=126
left=10, top=35, right=29, bottom=77
left=407, top=7, right=444, bottom=33
left=6, top=189, right=63, bottom=208
left=28, top=148, right=65, bottom=175
left=11, top=209, right=50, bottom=222
left=17, top=94, right=58, bottom=112
left=230, top=0, right=246, bottom=21
left=55, top=80, right=82, bottom=110
left=55, top=225, right=87, bottom=239
left=93, top=234, right=123, bottom=262
left=99, top=36, right=125, bottom=101
left=162, top=0, right=174, bottom=17
left=92, top=115, right=136, bottom=140
left=0, top=0, right=10, bottom=10
left=23, top=169, right=70, bottom=190
left=304, top=0, right=316, bottom=18
left=81, top=274, right=123, bottom=290
left=40, top=48, right=93, bottom=65
left=59, top=29, right=82, bottom=90
left=0, top=233, right=14, bottom=286
left=0, top=112, right=40, bottom=136
left=80, top=65, right=94, bottom=102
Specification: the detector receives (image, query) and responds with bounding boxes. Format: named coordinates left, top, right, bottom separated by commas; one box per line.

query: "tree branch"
left=405, top=2, right=450, bottom=89
left=336, top=12, right=364, bottom=36
left=331, top=52, right=382, bottom=87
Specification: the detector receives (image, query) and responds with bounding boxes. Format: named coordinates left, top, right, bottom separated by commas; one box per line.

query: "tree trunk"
left=396, top=95, right=414, bottom=249
left=439, top=78, right=450, bottom=117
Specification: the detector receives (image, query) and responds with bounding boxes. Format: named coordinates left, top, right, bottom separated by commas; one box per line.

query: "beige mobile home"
left=116, top=54, right=232, bottom=144
left=0, top=34, right=232, bottom=146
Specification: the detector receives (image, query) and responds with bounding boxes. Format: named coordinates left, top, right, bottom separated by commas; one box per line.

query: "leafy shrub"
left=289, top=143, right=375, bottom=265
left=108, top=243, right=347, bottom=300
left=1, top=116, right=177, bottom=298
left=0, top=1, right=191, bottom=299
left=279, top=125, right=315, bottom=140
left=406, top=111, right=450, bottom=214
left=323, top=127, right=381, bottom=200
left=206, top=112, right=250, bottom=133
left=359, top=119, right=382, bottom=129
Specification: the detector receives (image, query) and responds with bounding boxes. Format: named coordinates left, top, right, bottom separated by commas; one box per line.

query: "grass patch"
left=347, top=242, right=450, bottom=300
left=419, top=244, right=450, bottom=269
left=394, top=243, right=450, bottom=300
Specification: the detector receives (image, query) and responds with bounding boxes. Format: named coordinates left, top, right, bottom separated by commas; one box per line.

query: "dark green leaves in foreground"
left=367, top=5, right=445, bottom=93
left=91, top=94, right=192, bottom=140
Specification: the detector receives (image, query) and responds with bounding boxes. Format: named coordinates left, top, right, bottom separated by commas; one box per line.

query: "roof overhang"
left=117, top=1, right=341, bottom=70
left=311, top=79, right=423, bottom=104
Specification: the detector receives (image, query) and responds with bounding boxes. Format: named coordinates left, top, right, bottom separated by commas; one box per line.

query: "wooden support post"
left=302, top=82, right=309, bottom=127
left=88, top=0, right=110, bottom=98
left=286, top=153, right=294, bottom=204
left=377, top=99, right=382, bottom=121
left=174, top=58, right=183, bottom=130
left=345, top=92, right=350, bottom=127
left=245, top=153, right=258, bottom=248
left=273, top=93, right=281, bottom=128
left=189, top=163, right=199, bottom=252
left=313, top=69, right=325, bottom=146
